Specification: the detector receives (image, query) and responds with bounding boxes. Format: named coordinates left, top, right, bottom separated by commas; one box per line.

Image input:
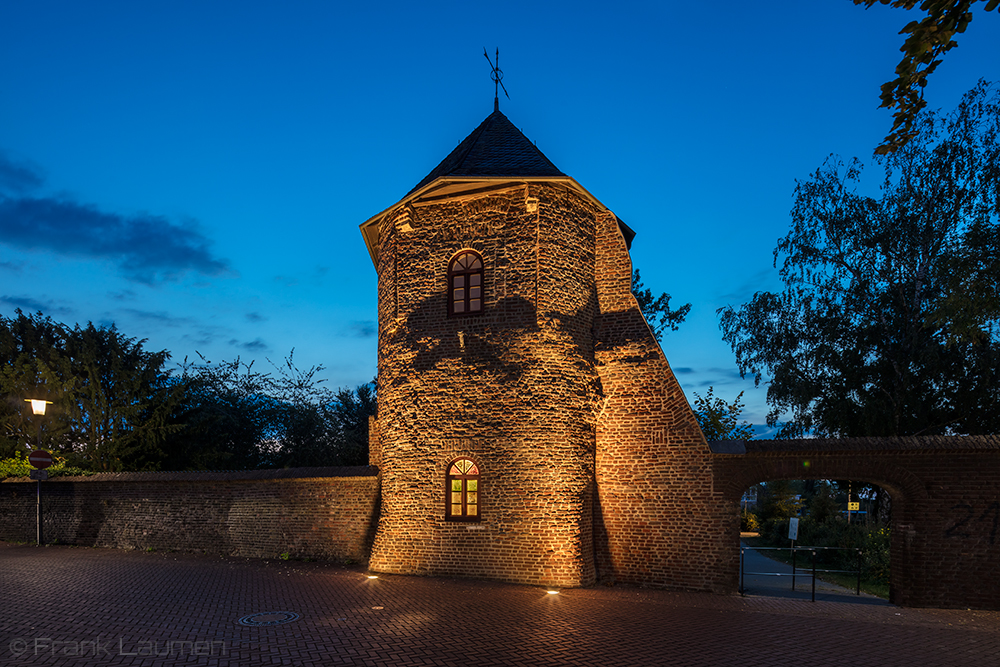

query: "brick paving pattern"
left=1, top=542, right=998, bottom=666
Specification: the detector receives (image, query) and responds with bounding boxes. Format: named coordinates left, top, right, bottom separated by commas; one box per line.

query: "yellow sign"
left=848, top=502, right=860, bottom=511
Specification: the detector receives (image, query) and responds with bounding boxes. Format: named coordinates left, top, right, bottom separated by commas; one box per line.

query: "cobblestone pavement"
left=1, top=542, right=998, bottom=667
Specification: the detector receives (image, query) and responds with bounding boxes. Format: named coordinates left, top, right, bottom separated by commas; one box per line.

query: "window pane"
left=468, top=504, right=477, bottom=516
left=452, top=503, right=463, bottom=515
left=467, top=492, right=477, bottom=505
left=452, top=492, right=462, bottom=504
left=454, top=275, right=465, bottom=288
left=467, top=479, right=477, bottom=491
left=470, top=258, right=482, bottom=270
left=470, top=274, right=481, bottom=286
left=454, top=301, right=465, bottom=313
left=454, top=288, right=464, bottom=301
left=456, top=460, right=473, bottom=474
left=470, top=299, right=481, bottom=311
left=470, top=287, right=481, bottom=299
left=452, top=480, right=462, bottom=492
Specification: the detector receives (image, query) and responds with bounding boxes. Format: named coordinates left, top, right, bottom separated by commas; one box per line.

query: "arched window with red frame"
left=448, top=250, right=483, bottom=316
left=445, top=458, right=480, bottom=521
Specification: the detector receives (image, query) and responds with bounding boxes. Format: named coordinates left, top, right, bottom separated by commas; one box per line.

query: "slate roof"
left=407, top=109, right=565, bottom=195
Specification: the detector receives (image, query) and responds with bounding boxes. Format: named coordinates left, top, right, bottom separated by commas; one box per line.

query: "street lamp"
left=25, top=398, right=53, bottom=546
left=25, top=399, right=52, bottom=447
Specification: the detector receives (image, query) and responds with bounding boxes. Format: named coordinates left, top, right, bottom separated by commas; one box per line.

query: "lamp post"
left=25, top=399, right=52, bottom=545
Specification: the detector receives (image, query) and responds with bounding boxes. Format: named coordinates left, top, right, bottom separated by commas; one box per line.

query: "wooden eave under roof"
left=359, top=175, right=633, bottom=268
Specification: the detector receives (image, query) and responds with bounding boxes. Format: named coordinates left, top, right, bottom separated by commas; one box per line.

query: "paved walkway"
left=1, top=542, right=998, bottom=666
left=739, top=542, right=889, bottom=604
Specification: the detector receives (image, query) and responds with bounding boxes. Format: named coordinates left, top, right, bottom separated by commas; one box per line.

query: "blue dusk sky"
left=1, top=1, right=998, bottom=433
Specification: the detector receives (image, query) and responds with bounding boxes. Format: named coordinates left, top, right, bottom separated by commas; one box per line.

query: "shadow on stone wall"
left=0, top=467, right=380, bottom=562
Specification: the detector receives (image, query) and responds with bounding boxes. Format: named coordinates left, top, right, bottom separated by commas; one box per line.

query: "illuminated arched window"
left=448, top=250, right=483, bottom=316
left=446, top=458, right=480, bottom=521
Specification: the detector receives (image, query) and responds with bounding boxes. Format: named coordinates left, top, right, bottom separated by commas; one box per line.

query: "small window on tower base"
left=445, top=458, right=481, bottom=521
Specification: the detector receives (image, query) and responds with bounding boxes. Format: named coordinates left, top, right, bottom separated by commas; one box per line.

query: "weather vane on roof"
left=484, top=48, right=509, bottom=112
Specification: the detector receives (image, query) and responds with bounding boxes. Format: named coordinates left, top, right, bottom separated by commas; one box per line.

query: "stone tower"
left=360, top=108, right=713, bottom=589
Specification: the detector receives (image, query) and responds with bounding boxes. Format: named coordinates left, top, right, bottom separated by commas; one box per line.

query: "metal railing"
left=740, top=545, right=862, bottom=602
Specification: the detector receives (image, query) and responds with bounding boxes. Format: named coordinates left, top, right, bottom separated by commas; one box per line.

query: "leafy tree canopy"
left=692, top=386, right=754, bottom=441
left=719, top=82, right=1000, bottom=438
left=1, top=310, right=377, bottom=471
left=0, top=310, right=181, bottom=469
left=855, top=0, right=1000, bottom=153
left=632, top=269, right=691, bottom=343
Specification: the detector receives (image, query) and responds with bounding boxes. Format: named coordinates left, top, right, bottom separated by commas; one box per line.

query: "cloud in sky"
left=715, top=268, right=781, bottom=306
left=0, top=149, right=231, bottom=284
left=0, top=152, right=44, bottom=195
left=347, top=320, right=376, bottom=338
left=119, top=308, right=196, bottom=327
left=246, top=312, right=267, bottom=322
left=110, top=290, right=138, bottom=302
left=0, top=294, right=71, bottom=315
left=230, top=337, right=268, bottom=352
left=687, top=367, right=747, bottom=390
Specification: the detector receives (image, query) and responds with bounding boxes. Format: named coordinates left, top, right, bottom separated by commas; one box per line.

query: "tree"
left=165, top=355, right=278, bottom=471
left=632, top=269, right=691, bottom=343
left=328, top=381, right=377, bottom=466
left=0, top=310, right=74, bottom=458
left=63, top=322, right=184, bottom=471
left=691, top=386, right=754, bottom=440
left=1, top=310, right=377, bottom=471
left=0, top=311, right=183, bottom=469
left=854, top=0, right=1000, bottom=153
left=757, top=479, right=804, bottom=528
left=805, top=481, right=842, bottom=525
left=718, top=82, right=1000, bottom=438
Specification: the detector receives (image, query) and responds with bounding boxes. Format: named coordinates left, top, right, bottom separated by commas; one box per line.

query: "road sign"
left=848, top=502, right=860, bottom=511
left=29, top=450, right=53, bottom=469
left=29, top=469, right=48, bottom=480
left=788, top=517, right=799, bottom=541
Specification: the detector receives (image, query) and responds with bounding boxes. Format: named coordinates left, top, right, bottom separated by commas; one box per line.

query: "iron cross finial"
left=484, top=47, right=509, bottom=112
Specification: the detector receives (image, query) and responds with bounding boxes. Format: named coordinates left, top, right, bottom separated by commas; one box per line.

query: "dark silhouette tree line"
left=0, top=310, right=375, bottom=472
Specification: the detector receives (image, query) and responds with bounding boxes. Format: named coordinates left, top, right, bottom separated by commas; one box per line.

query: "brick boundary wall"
left=711, top=437, right=1000, bottom=610
left=0, top=466, right=380, bottom=562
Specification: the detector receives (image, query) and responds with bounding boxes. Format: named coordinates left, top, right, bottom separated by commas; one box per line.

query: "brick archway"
left=710, top=436, right=1000, bottom=609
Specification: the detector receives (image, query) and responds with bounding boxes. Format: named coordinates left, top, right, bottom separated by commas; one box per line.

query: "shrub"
left=0, top=453, right=93, bottom=479
left=740, top=509, right=760, bottom=532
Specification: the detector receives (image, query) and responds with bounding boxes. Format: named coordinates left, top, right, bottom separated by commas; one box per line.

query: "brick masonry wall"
left=369, top=183, right=601, bottom=587
left=0, top=467, right=380, bottom=562
left=362, top=175, right=1000, bottom=609
left=712, top=441, right=1000, bottom=610
left=592, top=208, right=732, bottom=593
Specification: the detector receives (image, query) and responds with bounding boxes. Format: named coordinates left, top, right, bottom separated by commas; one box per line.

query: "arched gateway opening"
left=737, top=478, right=893, bottom=602
left=710, top=436, right=1000, bottom=609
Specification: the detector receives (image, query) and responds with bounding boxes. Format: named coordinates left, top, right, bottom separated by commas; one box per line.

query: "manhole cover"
left=238, top=611, right=300, bottom=626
